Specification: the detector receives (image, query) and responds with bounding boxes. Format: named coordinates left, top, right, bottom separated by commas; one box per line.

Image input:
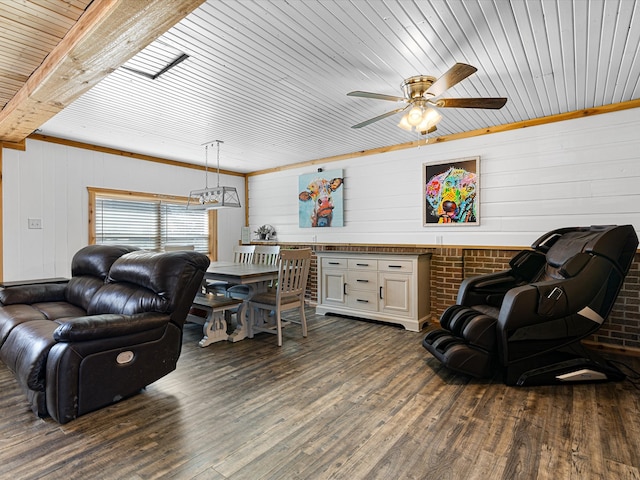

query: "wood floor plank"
left=596, top=383, right=640, bottom=468
left=0, top=309, right=639, bottom=479
left=569, top=386, right=606, bottom=479
left=536, top=386, right=574, bottom=480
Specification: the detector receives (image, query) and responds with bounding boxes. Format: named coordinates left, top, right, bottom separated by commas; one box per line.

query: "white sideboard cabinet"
left=315, top=252, right=431, bottom=331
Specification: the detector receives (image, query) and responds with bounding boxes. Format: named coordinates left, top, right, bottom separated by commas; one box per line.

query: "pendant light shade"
left=187, top=140, right=241, bottom=210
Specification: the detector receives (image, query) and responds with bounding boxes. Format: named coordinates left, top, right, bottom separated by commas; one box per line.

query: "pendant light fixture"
left=187, top=140, right=241, bottom=210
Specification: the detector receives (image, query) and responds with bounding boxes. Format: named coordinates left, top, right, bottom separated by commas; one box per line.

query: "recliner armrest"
left=53, top=312, right=170, bottom=342
left=0, top=283, right=67, bottom=305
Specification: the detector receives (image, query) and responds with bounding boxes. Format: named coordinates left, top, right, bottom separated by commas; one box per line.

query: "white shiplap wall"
left=3, top=107, right=640, bottom=281
left=2, top=140, right=246, bottom=281
left=248, top=108, right=640, bottom=247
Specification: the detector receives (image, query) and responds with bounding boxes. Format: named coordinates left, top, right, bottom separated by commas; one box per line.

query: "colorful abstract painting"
left=423, top=157, right=479, bottom=225
left=298, top=169, right=344, bottom=228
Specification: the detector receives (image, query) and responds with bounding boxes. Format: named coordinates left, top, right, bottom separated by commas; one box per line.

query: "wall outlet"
left=28, top=218, right=42, bottom=229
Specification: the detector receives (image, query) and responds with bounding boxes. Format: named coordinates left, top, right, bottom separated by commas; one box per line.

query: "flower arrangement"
left=254, top=224, right=276, bottom=240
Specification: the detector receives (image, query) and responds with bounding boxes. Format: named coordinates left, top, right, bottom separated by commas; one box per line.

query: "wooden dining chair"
left=206, top=245, right=255, bottom=295
left=248, top=248, right=312, bottom=346
left=226, top=245, right=281, bottom=300
left=253, top=245, right=280, bottom=265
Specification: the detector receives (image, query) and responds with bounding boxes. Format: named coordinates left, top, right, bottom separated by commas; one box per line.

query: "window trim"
left=88, top=186, right=217, bottom=260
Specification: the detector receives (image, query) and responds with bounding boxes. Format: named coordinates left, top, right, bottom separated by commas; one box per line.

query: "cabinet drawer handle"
left=356, top=299, right=369, bottom=303
left=356, top=279, right=369, bottom=283
left=329, top=261, right=341, bottom=265
left=388, top=265, right=403, bottom=268
left=356, top=263, right=369, bottom=267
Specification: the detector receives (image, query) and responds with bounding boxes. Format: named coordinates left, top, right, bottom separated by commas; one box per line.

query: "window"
left=88, top=187, right=216, bottom=258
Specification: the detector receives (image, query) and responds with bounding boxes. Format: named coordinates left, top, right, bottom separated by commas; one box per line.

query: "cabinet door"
left=378, top=272, right=413, bottom=317
left=321, top=269, right=347, bottom=306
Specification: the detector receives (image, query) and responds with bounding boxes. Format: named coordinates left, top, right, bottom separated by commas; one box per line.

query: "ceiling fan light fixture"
left=397, top=114, right=413, bottom=132
left=407, top=105, right=425, bottom=126
left=416, top=107, right=441, bottom=131
left=398, top=104, right=441, bottom=134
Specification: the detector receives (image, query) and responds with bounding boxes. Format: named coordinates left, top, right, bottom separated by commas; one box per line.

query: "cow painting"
left=424, top=159, right=479, bottom=225
left=298, top=170, right=344, bottom=228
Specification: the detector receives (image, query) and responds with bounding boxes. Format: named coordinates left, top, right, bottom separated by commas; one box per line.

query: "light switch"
left=28, top=218, right=42, bottom=229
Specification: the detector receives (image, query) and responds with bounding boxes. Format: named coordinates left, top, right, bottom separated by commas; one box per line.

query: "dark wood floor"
left=1, top=309, right=639, bottom=480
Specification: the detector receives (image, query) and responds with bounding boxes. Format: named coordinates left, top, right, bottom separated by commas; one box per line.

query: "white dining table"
left=203, top=261, right=279, bottom=343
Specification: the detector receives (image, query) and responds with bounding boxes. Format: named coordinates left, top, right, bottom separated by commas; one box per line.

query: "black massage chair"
left=422, top=225, right=638, bottom=385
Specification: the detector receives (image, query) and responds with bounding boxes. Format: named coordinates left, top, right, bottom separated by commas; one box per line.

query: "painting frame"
left=423, top=156, right=480, bottom=226
left=298, top=168, right=344, bottom=228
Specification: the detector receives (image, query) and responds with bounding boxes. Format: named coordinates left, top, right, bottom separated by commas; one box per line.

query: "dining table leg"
left=227, top=302, right=249, bottom=342
left=190, top=294, right=243, bottom=347
left=199, top=310, right=229, bottom=347
left=227, top=281, right=269, bottom=342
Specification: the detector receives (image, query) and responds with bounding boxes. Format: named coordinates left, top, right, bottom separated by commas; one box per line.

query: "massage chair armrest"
left=498, top=262, right=612, bottom=334
left=496, top=274, right=607, bottom=365
left=491, top=252, right=608, bottom=332
left=0, top=283, right=67, bottom=305
left=457, top=251, right=546, bottom=307
left=497, top=284, right=547, bottom=332
left=53, top=312, right=171, bottom=342
left=457, top=271, right=519, bottom=306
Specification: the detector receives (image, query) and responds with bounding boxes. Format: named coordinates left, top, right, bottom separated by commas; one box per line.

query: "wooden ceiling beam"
left=0, top=0, right=205, bottom=144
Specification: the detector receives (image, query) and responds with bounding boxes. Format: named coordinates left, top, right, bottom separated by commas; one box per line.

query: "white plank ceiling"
left=13, top=0, right=640, bottom=172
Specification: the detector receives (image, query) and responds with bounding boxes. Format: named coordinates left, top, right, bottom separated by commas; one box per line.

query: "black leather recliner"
left=422, top=225, right=638, bottom=385
left=0, top=245, right=210, bottom=423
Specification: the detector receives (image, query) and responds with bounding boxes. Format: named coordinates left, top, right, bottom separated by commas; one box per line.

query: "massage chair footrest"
left=422, top=328, right=495, bottom=378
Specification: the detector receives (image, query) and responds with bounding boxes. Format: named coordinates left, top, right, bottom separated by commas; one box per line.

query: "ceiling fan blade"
left=351, top=106, right=408, bottom=129
left=347, top=90, right=406, bottom=102
left=433, top=97, right=508, bottom=109
left=426, top=63, right=478, bottom=97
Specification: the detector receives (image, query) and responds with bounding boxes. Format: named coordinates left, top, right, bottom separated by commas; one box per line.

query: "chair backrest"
left=233, top=245, right=255, bottom=263
left=253, top=245, right=280, bottom=265
left=276, top=249, right=312, bottom=299
left=533, top=225, right=638, bottom=283
left=66, top=245, right=141, bottom=310
left=96, top=250, right=209, bottom=312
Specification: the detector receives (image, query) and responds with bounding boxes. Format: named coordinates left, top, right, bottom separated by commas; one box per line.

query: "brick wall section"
left=269, top=243, right=640, bottom=354
left=430, top=247, right=464, bottom=319
left=463, top=249, right=514, bottom=277
left=596, top=253, right=640, bottom=349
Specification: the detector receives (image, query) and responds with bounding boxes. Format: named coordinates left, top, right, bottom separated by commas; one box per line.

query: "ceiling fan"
left=347, top=62, right=507, bottom=134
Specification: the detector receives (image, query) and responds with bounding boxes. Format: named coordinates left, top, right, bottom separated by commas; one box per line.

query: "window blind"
left=95, top=196, right=209, bottom=254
